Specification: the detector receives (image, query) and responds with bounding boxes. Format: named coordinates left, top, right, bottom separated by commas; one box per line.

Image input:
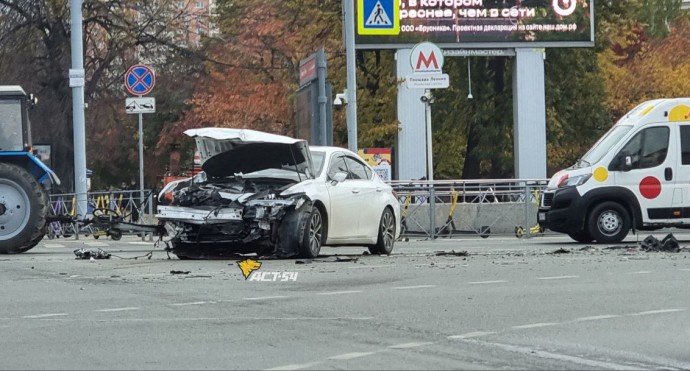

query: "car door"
left=324, top=153, right=360, bottom=240
left=342, top=155, right=381, bottom=238
left=611, top=124, right=675, bottom=223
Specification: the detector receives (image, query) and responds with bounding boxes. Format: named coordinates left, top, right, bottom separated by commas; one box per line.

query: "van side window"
left=681, top=126, right=690, bottom=165
left=617, top=126, right=669, bottom=169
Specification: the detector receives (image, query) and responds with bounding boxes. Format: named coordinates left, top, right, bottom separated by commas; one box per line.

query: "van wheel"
left=568, top=232, right=593, bottom=243
left=587, top=202, right=630, bottom=244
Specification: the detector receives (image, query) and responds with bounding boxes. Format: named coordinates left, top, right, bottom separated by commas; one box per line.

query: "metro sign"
left=410, top=42, right=444, bottom=74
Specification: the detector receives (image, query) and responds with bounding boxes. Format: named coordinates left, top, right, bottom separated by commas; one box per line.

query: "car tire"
left=368, top=208, right=395, bottom=255
left=568, top=232, right=594, bottom=243
left=109, top=229, right=122, bottom=241
left=298, top=207, right=322, bottom=259
left=587, top=202, right=630, bottom=243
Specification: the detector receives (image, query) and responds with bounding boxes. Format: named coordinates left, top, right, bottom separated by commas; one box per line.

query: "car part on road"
left=73, top=248, right=111, bottom=259
left=435, top=250, right=469, bottom=257
left=640, top=234, right=681, bottom=252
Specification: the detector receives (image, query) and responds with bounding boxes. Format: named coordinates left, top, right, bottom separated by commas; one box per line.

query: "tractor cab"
left=0, top=86, right=35, bottom=152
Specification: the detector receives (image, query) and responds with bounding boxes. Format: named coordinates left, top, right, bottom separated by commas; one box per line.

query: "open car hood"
left=184, top=128, right=314, bottom=179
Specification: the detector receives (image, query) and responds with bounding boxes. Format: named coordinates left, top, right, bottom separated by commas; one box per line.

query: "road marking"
left=316, top=290, right=362, bottom=296
left=388, top=342, right=434, bottom=349
left=95, top=307, right=140, bottom=312
left=448, top=331, right=496, bottom=339
left=627, top=271, right=652, bottom=274
left=85, top=241, right=109, bottom=247
left=265, top=362, right=322, bottom=370
left=573, top=314, right=621, bottom=322
left=31, top=317, right=373, bottom=322
left=512, top=322, right=558, bottom=329
left=462, top=339, right=642, bottom=370
left=169, top=301, right=207, bottom=306
left=43, top=243, right=65, bottom=248
left=393, top=285, right=436, bottom=290
left=328, top=352, right=376, bottom=360
left=629, top=308, right=686, bottom=316
left=537, top=275, right=579, bottom=280
left=466, top=280, right=507, bottom=285
left=243, top=296, right=290, bottom=301
left=22, top=313, right=69, bottom=319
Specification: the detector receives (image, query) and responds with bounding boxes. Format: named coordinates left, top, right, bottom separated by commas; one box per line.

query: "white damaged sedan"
left=157, top=128, right=401, bottom=259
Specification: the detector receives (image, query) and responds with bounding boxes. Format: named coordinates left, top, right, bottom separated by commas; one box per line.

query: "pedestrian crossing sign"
left=358, top=0, right=399, bottom=35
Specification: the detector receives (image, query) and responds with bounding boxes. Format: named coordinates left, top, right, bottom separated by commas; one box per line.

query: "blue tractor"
left=0, top=86, right=61, bottom=253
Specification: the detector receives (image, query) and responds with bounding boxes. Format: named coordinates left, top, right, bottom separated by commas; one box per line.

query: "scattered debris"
left=551, top=248, right=571, bottom=254
left=605, top=245, right=637, bottom=251
left=435, top=250, right=469, bottom=257
left=310, top=256, right=359, bottom=263
left=641, top=234, right=681, bottom=252
left=579, top=246, right=596, bottom=252
left=170, top=270, right=191, bottom=275
left=295, top=259, right=313, bottom=264
left=73, top=248, right=111, bottom=260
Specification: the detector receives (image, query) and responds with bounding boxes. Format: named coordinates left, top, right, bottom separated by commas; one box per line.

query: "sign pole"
left=70, top=0, right=88, bottom=227
left=138, top=109, right=144, bottom=225
left=344, top=0, right=358, bottom=152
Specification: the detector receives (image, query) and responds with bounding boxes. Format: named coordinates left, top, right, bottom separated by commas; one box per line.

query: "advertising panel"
left=359, top=148, right=393, bottom=181
left=355, top=0, right=594, bottom=49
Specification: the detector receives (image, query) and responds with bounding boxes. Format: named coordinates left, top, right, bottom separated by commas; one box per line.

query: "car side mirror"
left=331, top=172, right=347, bottom=184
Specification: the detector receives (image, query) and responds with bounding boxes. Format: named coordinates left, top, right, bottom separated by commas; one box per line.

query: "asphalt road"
left=1, top=232, right=689, bottom=370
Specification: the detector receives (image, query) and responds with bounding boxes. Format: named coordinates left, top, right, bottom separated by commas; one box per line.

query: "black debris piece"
left=641, top=234, right=681, bottom=252
left=551, top=248, right=571, bottom=254
left=435, top=250, right=469, bottom=257
left=312, top=256, right=359, bottom=263
left=73, top=248, right=111, bottom=260
left=604, top=245, right=638, bottom=250
left=170, top=270, right=191, bottom=275
left=295, top=259, right=313, bottom=265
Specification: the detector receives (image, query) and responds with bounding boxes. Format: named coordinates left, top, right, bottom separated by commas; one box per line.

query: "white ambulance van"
left=539, top=99, right=690, bottom=243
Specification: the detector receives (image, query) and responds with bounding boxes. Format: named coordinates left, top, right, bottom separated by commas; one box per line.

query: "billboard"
left=355, top=0, right=595, bottom=49
left=358, top=148, right=393, bottom=181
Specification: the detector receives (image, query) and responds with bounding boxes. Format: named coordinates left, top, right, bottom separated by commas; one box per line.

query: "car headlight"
left=559, top=174, right=591, bottom=188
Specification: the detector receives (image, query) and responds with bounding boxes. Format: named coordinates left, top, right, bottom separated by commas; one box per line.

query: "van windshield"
left=579, top=125, right=633, bottom=167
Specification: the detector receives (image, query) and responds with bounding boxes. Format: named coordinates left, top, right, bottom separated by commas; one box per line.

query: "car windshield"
left=579, top=125, right=633, bottom=167
left=310, top=150, right=326, bottom=176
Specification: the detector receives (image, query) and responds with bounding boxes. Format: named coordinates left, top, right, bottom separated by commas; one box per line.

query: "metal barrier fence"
left=46, top=180, right=549, bottom=241
left=390, top=179, right=550, bottom=239
left=47, top=190, right=155, bottom=240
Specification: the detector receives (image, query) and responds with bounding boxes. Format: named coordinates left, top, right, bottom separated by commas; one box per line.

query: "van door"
left=611, top=125, right=676, bottom=224
left=675, top=124, right=690, bottom=220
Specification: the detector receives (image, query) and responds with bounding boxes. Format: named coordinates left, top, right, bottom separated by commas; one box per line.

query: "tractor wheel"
left=0, top=163, right=48, bottom=253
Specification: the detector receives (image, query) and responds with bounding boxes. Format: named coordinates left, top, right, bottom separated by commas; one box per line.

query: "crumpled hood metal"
left=184, top=128, right=314, bottom=179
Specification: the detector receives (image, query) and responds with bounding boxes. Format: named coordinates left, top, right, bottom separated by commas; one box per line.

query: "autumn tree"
left=0, top=0, right=205, bottom=190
